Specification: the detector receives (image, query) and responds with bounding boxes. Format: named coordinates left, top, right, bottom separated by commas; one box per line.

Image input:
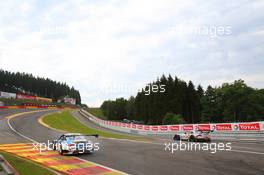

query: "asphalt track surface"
left=1, top=109, right=264, bottom=175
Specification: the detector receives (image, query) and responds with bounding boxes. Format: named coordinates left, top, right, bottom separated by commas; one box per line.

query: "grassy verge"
left=0, top=151, right=56, bottom=175
left=86, top=108, right=106, bottom=119
left=42, top=111, right=149, bottom=141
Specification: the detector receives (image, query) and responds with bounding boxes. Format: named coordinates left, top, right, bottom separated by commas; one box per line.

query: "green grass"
left=86, top=108, right=106, bottom=119
left=0, top=151, right=56, bottom=175
left=43, top=111, right=149, bottom=141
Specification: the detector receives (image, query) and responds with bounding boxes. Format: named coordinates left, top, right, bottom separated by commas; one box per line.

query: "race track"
left=1, top=109, right=264, bottom=175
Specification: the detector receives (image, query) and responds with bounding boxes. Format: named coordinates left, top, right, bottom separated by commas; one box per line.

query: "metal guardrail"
left=210, top=131, right=264, bottom=142
left=79, top=110, right=264, bottom=143
left=0, top=155, right=19, bottom=175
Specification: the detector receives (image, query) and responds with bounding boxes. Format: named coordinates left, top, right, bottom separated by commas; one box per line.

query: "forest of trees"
left=100, top=75, right=264, bottom=124
left=0, top=69, right=81, bottom=104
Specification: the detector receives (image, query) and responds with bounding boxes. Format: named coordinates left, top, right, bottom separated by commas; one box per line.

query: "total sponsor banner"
left=95, top=120, right=263, bottom=132
left=211, top=122, right=262, bottom=131
left=84, top=111, right=263, bottom=132
left=0, top=91, right=16, bottom=99
left=212, top=124, right=232, bottom=131
left=233, top=122, right=261, bottom=131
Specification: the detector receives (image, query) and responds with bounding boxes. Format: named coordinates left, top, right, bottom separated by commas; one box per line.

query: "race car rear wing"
left=85, top=134, right=99, bottom=138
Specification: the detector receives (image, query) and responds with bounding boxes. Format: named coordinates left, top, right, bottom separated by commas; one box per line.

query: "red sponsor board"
left=122, top=123, right=126, bottom=127
left=183, top=125, right=193, bottom=131
left=126, top=124, right=131, bottom=128
left=197, top=124, right=210, bottom=131
left=239, top=123, right=260, bottom=131
left=132, top=124, right=137, bottom=129
left=169, top=125, right=180, bottom=131
left=144, top=126, right=150, bottom=131
left=137, top=125, right=143, bottom=129
left=16, top=93, right=36, bottom=100
left=151, top=126, right=158, bottom=131
left=159, top=125, right=168, bottom=131
left=215, top=124, right=232, bottom=131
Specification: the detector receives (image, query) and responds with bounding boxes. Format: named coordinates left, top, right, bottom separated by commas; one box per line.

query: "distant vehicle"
left=173, top=130, right=211, bottom=142
left=131, top=120, right=144, bottom=124
left=122, top=119, right=144, bottom=124
left=122, top=119, right=131, bottom=123
left=52, top=133, right=99, bottom=155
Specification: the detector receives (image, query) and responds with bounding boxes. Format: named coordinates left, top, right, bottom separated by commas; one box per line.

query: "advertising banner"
left=169, top=125, right=180, bottom=131
left=214, top=124, right=232, bottom=131
left=63, top=97, right=76, bottom=105
left=137, top=125, right=143, bottom=129
left=144, top=125, right=150, bottom=131
left=196, top=124, right=211, bottom=131
left=16, top=93, right=36, bottom=100
left=36, top=96, right=52, bottom=102
left=0, top=91, right=16, bottom=99
left=238, top=122, right=260, bottom=131
left=132, top=124, right=137, bottom=129
left=151, top=126, right=158, bottom=131
left=159, top=125, right=168, bottom=131
left=182, top=125, right=193, bottom=131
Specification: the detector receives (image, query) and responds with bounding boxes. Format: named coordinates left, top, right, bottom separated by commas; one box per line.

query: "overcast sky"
left=0, top=0, right=264, bottom=106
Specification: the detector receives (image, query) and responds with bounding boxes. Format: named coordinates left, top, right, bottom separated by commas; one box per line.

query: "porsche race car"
left=52, top=133, right=99, bottom=155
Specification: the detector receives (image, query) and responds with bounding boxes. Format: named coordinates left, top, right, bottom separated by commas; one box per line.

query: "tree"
left=100, top=75, right=264, bottom=124
left=0, top=69, right=81, bottom=104
left=162, top=113, right=185, bottom=124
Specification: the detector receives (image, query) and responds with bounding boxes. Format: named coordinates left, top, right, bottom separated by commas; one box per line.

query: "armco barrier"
left=0, top=154, right=19, bottom=175
left=80, top=109, right=264, bottom=142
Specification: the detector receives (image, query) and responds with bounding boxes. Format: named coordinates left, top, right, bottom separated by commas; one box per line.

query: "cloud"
left=0, top=0, right=263, bottom=106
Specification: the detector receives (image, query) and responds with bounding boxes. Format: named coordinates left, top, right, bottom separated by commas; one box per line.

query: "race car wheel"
left=59, top=146, right=64, bottom=155
left=189, top=135, right=196, bottom=142
left=173, top=134, right=180, bottom=141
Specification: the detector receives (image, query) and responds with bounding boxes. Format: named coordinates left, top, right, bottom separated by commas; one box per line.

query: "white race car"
left=52, top=133, right=99, bottom=155
left=173, top=130, right=211, bottom=142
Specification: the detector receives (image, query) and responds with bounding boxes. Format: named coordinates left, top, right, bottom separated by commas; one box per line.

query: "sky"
left=0, top=0, right=264, bottom=106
